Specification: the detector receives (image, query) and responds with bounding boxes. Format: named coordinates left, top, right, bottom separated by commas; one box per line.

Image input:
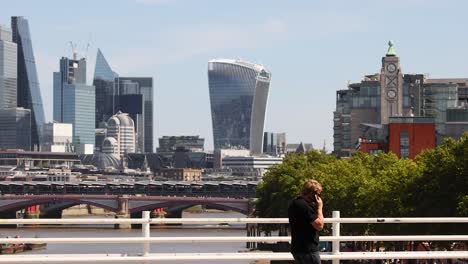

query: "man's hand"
left=311, top=194, right=324, bottom=231
left=315, top=195, right=323, bottom=209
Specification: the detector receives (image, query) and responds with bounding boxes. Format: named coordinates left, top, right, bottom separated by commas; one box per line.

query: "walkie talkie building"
left=208, top=59, right=271, bottom=154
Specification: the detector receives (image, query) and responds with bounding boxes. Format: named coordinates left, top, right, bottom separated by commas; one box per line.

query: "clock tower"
left=380, top=40, right=403, bottom=124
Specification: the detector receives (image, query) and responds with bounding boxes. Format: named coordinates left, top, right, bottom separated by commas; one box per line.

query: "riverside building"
left=333, top=41, right=468, bottom=158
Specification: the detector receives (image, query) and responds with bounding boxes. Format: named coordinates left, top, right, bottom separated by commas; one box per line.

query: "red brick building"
left=358, top=140, right=387, bottom=155
left=388, top=117, right=436, bottom=159
left=358, top=117, right=436, bottom=159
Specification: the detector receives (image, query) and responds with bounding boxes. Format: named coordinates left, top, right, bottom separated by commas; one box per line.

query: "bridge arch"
left=0, top=197, right=119, bottom=214
left=129, top=201, right=248, bottom=215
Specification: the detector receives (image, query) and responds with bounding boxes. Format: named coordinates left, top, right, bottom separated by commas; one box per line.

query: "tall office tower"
left=115, top=77, right=153, bottom=153
left=53, top=55, right=95, bottom=154
left=92, top=49, right=153, bottom=153
left=0, top=26, right=17, bottom=109
left=11, top=16, right=46, bottom=150
left=0, top=107, right=31, bottom=150
left=0, top=25, right=31, bottom=150
left=104, top=111, right=136, bottom=156
left=208, top=59, right=271, bottom=154
left=94, top=49, right=118, bottom=128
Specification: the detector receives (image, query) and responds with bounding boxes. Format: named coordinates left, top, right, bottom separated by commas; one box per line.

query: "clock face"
left=387, top=89, right=397, bottom=99
left=386, top=63, right=397, bottom=73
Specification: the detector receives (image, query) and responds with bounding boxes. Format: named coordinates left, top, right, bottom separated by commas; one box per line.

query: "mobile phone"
left=308, top=193, right=318, bottom=203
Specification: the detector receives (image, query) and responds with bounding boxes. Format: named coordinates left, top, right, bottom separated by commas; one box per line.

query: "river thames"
left=1, top=211, right=256, bottom=264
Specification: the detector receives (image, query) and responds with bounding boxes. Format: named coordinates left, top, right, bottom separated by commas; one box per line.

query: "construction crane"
left=69, top=41, right=78, bottom=60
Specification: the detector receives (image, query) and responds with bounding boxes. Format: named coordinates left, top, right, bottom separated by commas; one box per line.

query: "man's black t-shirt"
left=288, top=196, right=319, bottom=254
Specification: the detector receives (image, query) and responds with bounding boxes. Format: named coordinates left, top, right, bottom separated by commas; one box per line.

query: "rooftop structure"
left=157, top=136, right=205, bottom=153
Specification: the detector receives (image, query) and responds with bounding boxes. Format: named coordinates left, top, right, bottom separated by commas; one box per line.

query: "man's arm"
left=311, top=195, right=324, bottom=231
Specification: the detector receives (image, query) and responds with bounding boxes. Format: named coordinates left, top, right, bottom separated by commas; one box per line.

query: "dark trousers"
left=292, top=251, right=321, bottom=264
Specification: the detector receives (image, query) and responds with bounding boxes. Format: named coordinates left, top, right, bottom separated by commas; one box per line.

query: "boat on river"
left=0, top=243, right=24, bottom=254
left=0, top=242, right=47, bottom=254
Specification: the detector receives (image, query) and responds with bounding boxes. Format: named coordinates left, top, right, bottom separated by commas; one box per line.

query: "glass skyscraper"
left=116, top=77, right=153, bottom=153
left=0, top=26, right=17, bottom=109
left=0, top=107, right=31, bottom=150
left=0, top=25, right=32, bottom=150
left=11, top=16, right=46, bottom=150
left=54, top=56, right=95, bottom=151
left=208, top=59, right=271, bottom=154
left=93, top=49, right=154, bottom=153
left=94, top=49, right=118, bottom=128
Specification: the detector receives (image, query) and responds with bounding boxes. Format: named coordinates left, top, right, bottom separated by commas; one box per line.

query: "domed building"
left=103, top=111, right=136, bottom=156
left=102, top=137, right=119, bottom=157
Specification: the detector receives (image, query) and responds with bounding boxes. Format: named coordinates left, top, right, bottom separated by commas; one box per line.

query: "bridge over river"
left=0, top=180, right=257, bottom=224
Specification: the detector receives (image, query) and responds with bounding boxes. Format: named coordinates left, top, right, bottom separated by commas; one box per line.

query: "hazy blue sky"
left=2, top=0, right=468, bottom=151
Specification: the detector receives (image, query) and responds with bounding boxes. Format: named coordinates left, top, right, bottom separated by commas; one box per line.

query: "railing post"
left=142, top=211, right=150, bottom=257
left=332, top=211, right=340, bottom=264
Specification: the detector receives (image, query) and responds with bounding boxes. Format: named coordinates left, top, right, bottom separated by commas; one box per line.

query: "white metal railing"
left=0, top=211, right=466, bottom=263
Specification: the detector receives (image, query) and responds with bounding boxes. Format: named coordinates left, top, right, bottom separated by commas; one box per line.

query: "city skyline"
left=2, top=1, right=468, bottom=151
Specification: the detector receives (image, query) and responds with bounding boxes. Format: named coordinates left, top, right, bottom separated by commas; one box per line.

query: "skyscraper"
left=0, top=25, right=31, bottom=150
left=53, top=55, right=95, bottom=154
left=0, top=107, right=31, bottom=150
left=93, top=49, right=154, bottom=153
left=11, top=16, right=46, bottom=150
left=0, top=26, right=17, bottom=109
left=115, top=77, right=153, bottom=153
left=208, top=59, right=271, bottom=154
left=94, top=49, right=118, bottom=128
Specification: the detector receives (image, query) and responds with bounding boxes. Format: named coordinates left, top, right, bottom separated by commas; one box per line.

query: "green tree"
left=408, top=133, right=468, bottom=217
left=255, top=151, right=335, bottom=218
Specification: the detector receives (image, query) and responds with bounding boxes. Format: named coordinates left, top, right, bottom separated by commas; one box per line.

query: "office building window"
left=400, top=132, right=409, bottom=158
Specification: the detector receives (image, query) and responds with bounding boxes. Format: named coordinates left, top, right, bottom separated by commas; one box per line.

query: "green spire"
left=386, top=40, right=397, bottom=56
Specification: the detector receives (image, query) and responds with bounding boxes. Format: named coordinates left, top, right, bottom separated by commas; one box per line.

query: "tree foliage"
left=256, top=133, right=468, bottom=223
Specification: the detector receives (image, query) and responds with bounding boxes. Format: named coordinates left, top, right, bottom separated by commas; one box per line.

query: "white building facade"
left=41, top=122, right=73, bottom=152
left=102, top=111, right=136, bottom=157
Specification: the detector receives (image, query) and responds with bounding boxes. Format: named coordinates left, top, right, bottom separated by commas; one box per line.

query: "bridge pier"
left=114, top=213, right=131, bottom=229
left=114, top=196, right=131, bottom=229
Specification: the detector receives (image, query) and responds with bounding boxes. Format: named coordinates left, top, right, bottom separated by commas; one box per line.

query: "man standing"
left=288, top=179, right=324, bottom=264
